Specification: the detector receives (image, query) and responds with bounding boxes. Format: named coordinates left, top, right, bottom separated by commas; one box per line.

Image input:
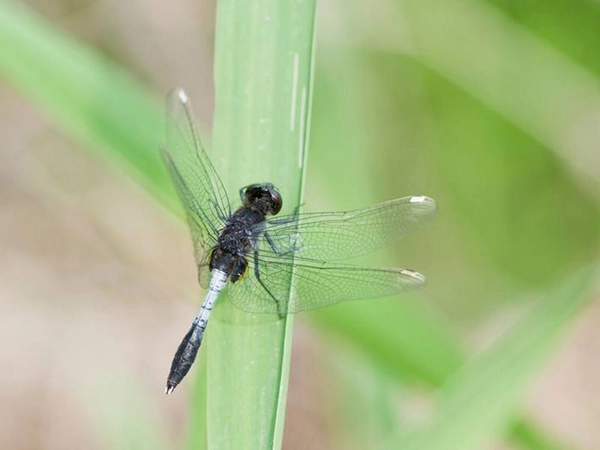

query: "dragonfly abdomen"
left=165, top=269, right=228, bottom=394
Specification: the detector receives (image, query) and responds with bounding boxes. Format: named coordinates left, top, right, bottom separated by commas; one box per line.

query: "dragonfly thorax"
left=209, top=205, right=266, bottom=281
left=219, top=207, right=264, bottom=255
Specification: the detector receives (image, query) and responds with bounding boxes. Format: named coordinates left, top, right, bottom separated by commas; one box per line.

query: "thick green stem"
left=202, top=1, right=317, bottom=449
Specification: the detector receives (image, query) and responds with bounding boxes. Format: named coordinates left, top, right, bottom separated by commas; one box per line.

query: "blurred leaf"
left=0, top=0, right=173, bottom=209
left=508, top=420, right=565, bottom=450
left=335, top=0, right=600, bottom=287
left=412, top=60, right=600, bottom=286
left=327, top=342, right=403, bottom=450
left=397, top=0, right=600, bottom=189
left=487, top=0, right=600, bottom=76
left=85, top=373, right=169, bottom=450
left=309, top=51, right=464, bottom=386
left=397, top=267, right=597, bottom=450
left=309, top=48, right=575, bottom=450
left=310, top=295, right=462, bottom=386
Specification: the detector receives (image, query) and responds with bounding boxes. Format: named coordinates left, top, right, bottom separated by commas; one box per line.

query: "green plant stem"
left=201, top=1, right=316, bottom=449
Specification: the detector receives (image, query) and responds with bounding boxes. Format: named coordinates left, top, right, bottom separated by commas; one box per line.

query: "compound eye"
left=269, top=186, right=283, bottom=215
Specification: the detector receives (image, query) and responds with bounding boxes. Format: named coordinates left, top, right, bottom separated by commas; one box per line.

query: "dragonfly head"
left=242, top=183, right=283, bottom=216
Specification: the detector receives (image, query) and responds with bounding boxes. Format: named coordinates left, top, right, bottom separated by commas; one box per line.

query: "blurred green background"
left=1, top=0, right=599, bottom=449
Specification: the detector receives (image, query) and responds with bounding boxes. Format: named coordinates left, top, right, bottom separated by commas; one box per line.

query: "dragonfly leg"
left=264, top=232, right=282, bottom=254
left=253, top=250, right=285, bottom=317
left=265, top=231, right=300, bottom=257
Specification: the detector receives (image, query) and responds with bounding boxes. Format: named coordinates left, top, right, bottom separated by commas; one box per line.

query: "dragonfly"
left=162, top=88, right=436, bottom=394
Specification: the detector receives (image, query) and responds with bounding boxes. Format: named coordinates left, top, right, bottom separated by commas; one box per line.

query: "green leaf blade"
left=398, top=268, right=597, bottom=450
left=204, top=1, right=317, bottom=449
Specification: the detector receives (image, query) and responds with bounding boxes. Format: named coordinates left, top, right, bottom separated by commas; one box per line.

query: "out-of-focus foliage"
left=397, top=268, right=596, bottom=450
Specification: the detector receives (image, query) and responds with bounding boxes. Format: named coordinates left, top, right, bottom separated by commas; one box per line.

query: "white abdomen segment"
left=165, top=269, right=228, bottom=394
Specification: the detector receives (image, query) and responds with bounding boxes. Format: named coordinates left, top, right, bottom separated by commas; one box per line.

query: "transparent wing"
left=162, top=88, right=231, bottom=286
left=255, top=196, right=436, bottom=261
left=226, top=254, right=426, bottom=314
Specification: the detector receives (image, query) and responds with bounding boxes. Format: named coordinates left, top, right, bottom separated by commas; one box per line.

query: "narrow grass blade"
left=398, top=0, right=600, bottom=189
left=0, top=1, right=172, bottom=209
left=203, top=1, right=316, bottom=449
left=397, top=268, right=597, bottom=450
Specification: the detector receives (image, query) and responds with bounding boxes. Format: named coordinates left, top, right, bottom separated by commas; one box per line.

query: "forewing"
left=226, top=255, right=426, bottom=314
left=257, top=196, right=436, bottom=261
left=162, top=88, right=231, bottom=285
